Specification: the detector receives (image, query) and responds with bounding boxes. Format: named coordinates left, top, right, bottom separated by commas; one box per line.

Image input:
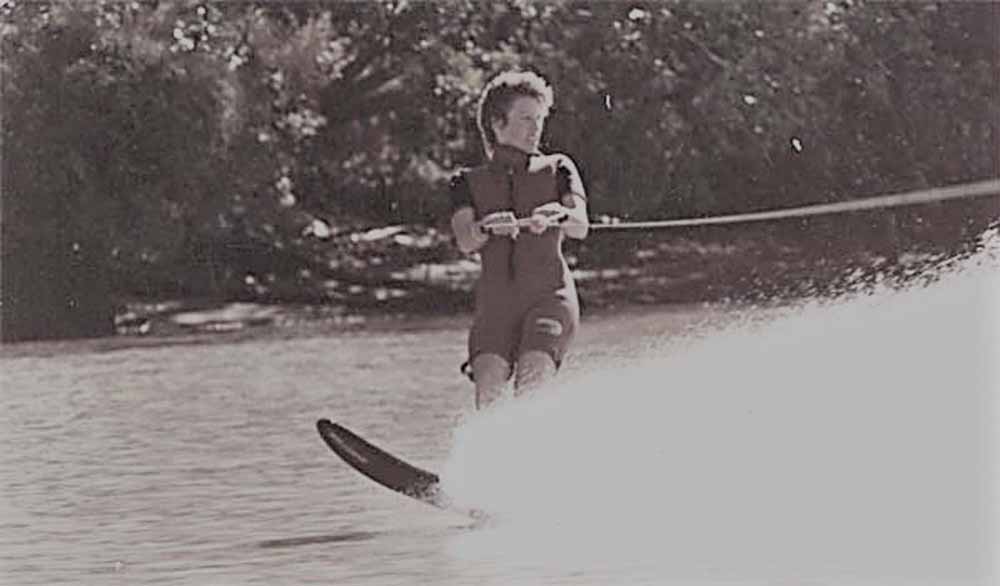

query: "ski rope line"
left=588, top=178, right=1000, bottom=231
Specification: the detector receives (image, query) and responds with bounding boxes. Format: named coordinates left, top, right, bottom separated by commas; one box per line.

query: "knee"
left=472, top=353, right=511, bottom=386
left=515, top=350, right=556, bottom=392
left=472, top=353, right=511, bottom=410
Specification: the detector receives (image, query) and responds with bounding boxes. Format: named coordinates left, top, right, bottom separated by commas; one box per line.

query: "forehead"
left=505, top=96, right=547, bottom=117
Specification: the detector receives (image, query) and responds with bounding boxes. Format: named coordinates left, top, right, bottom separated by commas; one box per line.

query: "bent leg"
left=514, top=296, right=578, bottom=396
left=514, top=350, right=557, bottom=396
left=472, top=353, right=511, bottom=410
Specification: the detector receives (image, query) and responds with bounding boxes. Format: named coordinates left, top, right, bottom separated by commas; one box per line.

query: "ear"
left=490, top=115, right=506, bottom=136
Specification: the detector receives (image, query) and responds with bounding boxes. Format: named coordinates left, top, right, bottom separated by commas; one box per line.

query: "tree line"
left=2, top=0, right=997, bottom=341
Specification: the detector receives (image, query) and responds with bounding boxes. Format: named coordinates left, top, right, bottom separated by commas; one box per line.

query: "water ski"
left=316, top=418, right=452, bottom=511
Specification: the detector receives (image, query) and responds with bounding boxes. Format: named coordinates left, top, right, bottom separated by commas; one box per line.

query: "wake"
left=441, top=229, right=999, bottom=584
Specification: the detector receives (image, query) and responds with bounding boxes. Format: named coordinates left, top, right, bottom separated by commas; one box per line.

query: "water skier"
left=450, top=70, right=590, bottom=409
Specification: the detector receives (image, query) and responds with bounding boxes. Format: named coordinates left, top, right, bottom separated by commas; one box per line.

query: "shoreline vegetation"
left=113, top=211, right=993, bottom=339
left=3, top=2, right=997, bottom=342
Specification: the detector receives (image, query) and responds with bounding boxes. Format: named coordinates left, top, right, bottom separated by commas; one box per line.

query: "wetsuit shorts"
left=468, top=287, right=579, bottom=370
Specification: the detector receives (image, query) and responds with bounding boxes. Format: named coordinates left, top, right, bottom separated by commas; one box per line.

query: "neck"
left=491, top=143, right=535, bottom=169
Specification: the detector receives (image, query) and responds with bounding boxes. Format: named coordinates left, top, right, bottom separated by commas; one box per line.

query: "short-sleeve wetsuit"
left=450, top=144, right=587, bottom=371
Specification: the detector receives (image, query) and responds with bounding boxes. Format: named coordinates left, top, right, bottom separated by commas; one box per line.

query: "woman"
left=450, top=70, right=589, bottom=409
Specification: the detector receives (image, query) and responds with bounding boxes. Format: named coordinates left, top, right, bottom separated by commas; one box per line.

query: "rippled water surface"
left=2, top=247, right=998, bottom=585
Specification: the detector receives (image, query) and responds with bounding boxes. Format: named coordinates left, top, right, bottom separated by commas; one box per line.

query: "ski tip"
left=316, top=418, right=339, bottom=433
left=316, top=419, right=358, bottom=453
left=316, top=419, right=341, bottom=443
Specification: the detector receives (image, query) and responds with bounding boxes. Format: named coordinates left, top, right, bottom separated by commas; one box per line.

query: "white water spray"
left=442, top=230, right=999, bottom=584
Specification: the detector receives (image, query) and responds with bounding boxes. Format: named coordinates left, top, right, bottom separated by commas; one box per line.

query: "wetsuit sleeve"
left=449, top=171, right=473, bottom=212
left=556, top=156, right=586, bottom=200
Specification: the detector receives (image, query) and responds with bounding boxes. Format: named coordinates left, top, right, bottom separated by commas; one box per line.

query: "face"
left=492, top=96, right=547, bottom=154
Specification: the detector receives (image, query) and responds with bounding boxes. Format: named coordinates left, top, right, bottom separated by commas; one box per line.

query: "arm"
left=536, top=154, right=588, bottom=239
left=560, top=192, right=589, bottom=239
left=451, top=206, right=488, bottom=254
left=448, top=171, right=488, bottom=254
left=557, top=154, right=588, bottom=239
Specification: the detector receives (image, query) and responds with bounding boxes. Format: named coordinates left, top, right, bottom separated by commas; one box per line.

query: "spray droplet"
left=604, top=94, right=613, bottom=111
left=791, top=137, right=803, bottom=153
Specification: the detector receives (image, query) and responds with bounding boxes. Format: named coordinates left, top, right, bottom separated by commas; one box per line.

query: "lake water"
left=2, top=236, right=998, bottom=586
